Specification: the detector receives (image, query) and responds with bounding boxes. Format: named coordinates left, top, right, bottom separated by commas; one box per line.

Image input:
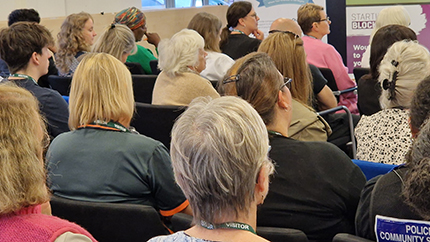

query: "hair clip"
left=382, top=79, right=391, bottom=90
left=223, top=74, right=240, bottom=85
left=391, top=60, right=399, bottom=67
left=383, top=70, right=399, bottom=100
left=110, top=23, right=116, bottom=29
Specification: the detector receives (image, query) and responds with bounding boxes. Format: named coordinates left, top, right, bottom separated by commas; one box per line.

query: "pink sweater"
left=0, top=205, right=97, bottom=242
left=302, top=36, right=358, bottom=114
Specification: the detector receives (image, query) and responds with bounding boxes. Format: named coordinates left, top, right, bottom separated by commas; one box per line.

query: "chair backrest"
left=318, top=67, right=338, bottom=92
left=150, top=59, right=161, bottom=75
left=353, top=67, right=370, bottom=82
left=50, top=195, right=169, bottom=242
left=171, top=213, right=308, bottom=242
left=125, top=62, right=146, bottom=75
left=333, top=233, right=374, bottom=242
left=132, top=74, right=158, bottom=103
left=48, top=75, right=72, bottom=96
left=352, top=159, right=396, bottom=180
left=131, top=102, right=186, bottom=149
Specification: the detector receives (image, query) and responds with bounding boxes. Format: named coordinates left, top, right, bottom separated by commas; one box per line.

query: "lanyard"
left=78, top=120, right=131, bottom=133
left=268, top=130, right=283, bottom=137
left=10, top=73, right=37, bottom=85
left=200, top=220, right=256, bottom=234
left=231, top=29, right=246, bottom=35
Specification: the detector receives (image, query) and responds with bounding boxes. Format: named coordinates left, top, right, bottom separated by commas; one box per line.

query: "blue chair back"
left=352, top=159, right=397, bottom=180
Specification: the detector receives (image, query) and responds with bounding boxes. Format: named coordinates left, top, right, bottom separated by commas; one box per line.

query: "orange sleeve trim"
left=160, top=200, right=190, bottom=217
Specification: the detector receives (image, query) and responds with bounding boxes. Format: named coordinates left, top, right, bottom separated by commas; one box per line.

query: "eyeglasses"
left=317, top=16, right=330, bottom=22
left=268, top=30, right=300, bottom=39
left=280, top=77, right=292, bottom=90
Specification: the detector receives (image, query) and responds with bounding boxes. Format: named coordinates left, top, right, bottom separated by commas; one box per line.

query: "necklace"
left=10, top=73, right=37, bottom=85
left=200, top=220, right=256, bottom=234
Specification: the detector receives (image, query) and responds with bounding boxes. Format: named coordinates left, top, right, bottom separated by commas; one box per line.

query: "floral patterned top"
left=355, top=108, right=411, bottom=164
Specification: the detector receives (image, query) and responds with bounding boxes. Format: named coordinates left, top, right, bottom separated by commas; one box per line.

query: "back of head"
left=297, top=3, right=324, bottom=35
left=403, top=120, right=430, bottom=219
left=69, top=53, right=134, bottom=129
left=188, top=12, right=222, bottom=52
left=8, top=8, right=40, bottom=26
left=370, top=25, right=416, bottom=79
left=171, top=96, right=273, bottom=224
left=0, top=84, right=49, bottom=215
left=158, top=29, right=204, bottom=77
left=220, top=1, right=252, bottom=49
left=258, top=32, right=312, bottom=107
left=114, top=7, right=145, bottom=31
left=378, top=40, right=430, bottom=109
left=269, top=18, right=303, bottom=37
left=56, top=12, right=93, bottom=73
left=92, top=24, right=136, bottom=61
left=409, top=76, right=430, bottom=134
left=218, top=52, right=282, bottom=125
left=0, top=22, right=54, bottom=73
left=371, top=6, right=411, bottom=40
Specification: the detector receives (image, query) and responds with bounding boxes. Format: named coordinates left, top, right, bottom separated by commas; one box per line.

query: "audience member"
left=149, top=96, right=274, bottom=242
left=358, top=25, right=416, bottom=116
left=355, top=40, right=430, bottom=164
left=356, top=75, right=430, bottom=240
left=188, top=12, right=234, bottom=82
left=361, top=6, right=411, bottom=67
left=258, top=32, right=331, bottom=141
left=152, top=29, right=219, bottom=105
left=218, top=52, right=366, bottom=241
left=0, top=22, right=69, bottom=139
left=0, top=84, right=96, bottom=242
left=56, top=12, right=96, bottom=76
left=92, top=23, right=137, bottom=63
left=269, top=17, right=337, bottom=111
left=0, top=8, right=59, bottom=87
left=46, top=53, right=191, bottom=218
left=114, top=7, right=159, bottom=74
left=298, top=3, right=358, bottom=114
left=220, top=1, right=263, bottom=60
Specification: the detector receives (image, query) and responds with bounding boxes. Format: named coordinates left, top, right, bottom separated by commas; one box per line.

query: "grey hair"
left=370, top=6, right=411, bottom=43
left=91, top=24, right=137, bottom=61
left=171, top=96, right=274, bottom=224
left=378, top=40, right=430, bottom=109
left=158, top=29, right=204, bottom=77
left=403, top=119, right=430, bottom=219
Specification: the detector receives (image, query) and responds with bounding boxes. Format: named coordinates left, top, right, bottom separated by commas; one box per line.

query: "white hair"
left=378, top=40, right=430, bottom=109
left=370, top=6, right=411, bottom=42
left=158, top=29, right=205, bottom=77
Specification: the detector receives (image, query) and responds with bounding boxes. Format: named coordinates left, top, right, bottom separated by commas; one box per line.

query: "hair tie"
left=223, top=74, right=239, bottom=85
left=228, top=26, right=234, bottom=32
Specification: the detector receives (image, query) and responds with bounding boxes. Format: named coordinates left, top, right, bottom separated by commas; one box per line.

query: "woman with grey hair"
left=152, top=29, right=220, bottom=106
left=149, top=96, right=274, bottom=242
left=355, top=40, right=430, bottom=164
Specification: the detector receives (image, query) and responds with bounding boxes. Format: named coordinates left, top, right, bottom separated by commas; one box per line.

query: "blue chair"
left=62, top=96, right=69, bottom=104
left=352, top=159, right=397, bottom=180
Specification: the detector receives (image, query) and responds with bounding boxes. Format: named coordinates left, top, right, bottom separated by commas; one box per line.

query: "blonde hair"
left=370, top=6, right=411, bottom=43
left=158, top=29, right=204, bottom=77
left=69, top=53, right=134, bottom=129
left=0, top=83, right=49, bottom=215
left=92, top=24, right=137, bottom=62
left=259, top=32, right=313, bottom=108
left=297, top=3, right=324, bottom=34
left=188, top=12, right=222, bottom=52
left=379, top=40, right=430, bottom=109
left=171, top=96, right=274, bottom=224
left=56, top=12, right=93, bottom=74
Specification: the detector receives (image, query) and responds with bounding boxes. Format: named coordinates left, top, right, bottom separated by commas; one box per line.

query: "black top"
left=2, top=78, right=69, bottom=138
left=221, top=34, right=261, bottom=60
left=257, top=135, right=366, bottom=242
left=309, top=64, right=327, bottom=95
left=355, top=166, right=422, bottom=241
left=357, top=74, right=381, bottom=116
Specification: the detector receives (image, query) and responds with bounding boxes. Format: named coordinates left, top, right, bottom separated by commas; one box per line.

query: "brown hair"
left=188, top=12, right=223, bottom=52
left=258, top=32, right=313, bottom=108
left=0, top=22, right=54, bottom=73
left=297, top=3, right=324, bottom=34
left=220, top=1, right=252, bottom=49
left=218, top=52, right=282, bottom=125
left=56, top=12, right=93, bottom=74
left=0, top=83, right=49, bottom=214
left=370, top=25, right=416, bottom=80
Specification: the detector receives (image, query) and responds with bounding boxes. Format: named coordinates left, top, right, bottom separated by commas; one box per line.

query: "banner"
left=375, top=215, right=430, bottom=242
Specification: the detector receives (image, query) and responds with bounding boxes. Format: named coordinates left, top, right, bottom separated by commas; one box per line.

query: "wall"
left=0, top=5, right=228, bottom=56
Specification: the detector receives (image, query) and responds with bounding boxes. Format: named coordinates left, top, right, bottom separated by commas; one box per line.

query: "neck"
left=233, top=25, right=251, bottom=36
left=14, top=68, right=40, bottom=82
left=266, top=107, right=290, bottom=137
